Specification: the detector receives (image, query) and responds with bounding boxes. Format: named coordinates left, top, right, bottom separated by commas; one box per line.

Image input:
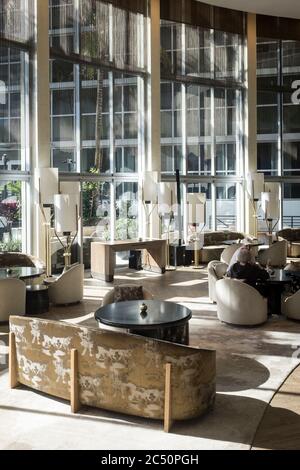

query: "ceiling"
left=198, top=0, right=300, bottom=20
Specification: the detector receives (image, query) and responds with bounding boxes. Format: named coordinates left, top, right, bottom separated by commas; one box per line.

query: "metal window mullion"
left=110, top=179, right=115, bottom=241
left=109, top=3, right=114, bottom=63
left=211, top=181, right=216, bottom=231
left=74, top=63, right=81, bottom=173
left=109, top=71, right=114, bottom=173
left=211, top=87, right=216, bottom=177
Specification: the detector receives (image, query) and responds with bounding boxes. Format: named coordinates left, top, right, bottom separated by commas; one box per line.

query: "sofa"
left=0, top=251, right=46, bottom=285
left=199, top=231, right=244, bottom=263
left=0, top=279, right=26, bottom=322
left=9, top=315, right=216, bottom=432
left=257, top=239, right=288, bottom=268
left=277, top=229, right=300, bottom=257
left=0, top=252, right=45, bottom=269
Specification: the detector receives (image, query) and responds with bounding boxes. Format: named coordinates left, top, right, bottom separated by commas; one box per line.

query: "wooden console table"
left=91, top=239, right=167, bottom=282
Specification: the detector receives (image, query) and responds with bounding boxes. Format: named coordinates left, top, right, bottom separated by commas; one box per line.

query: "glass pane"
left=52, top=148, right=75, bottom=171
left=214, top=31, right=241, bottom=81
left=0, top=47, right=27, bottom=171
left=187, top=183, right=212, bottom=230
left=257, top=143, right=278, bottom=176
left=185, top=25, right=212, bottom=79
left=216, top=183, right=237, bottom=231
left=257, top=37, right=279, bottom=88
left=0, top=179, right=22, bottom=251
left=82, top=180, right=111, bottom=267
left=49, top=0, right=75, bottom=55
left=115, top=182, right=138, bottom=240
left=283, top=183, right=300, bottom=228
left=282, top=40, right=300, bottom=88
left=0, top=0, right=34, bottom=43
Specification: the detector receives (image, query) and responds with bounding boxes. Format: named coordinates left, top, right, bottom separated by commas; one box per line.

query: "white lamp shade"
left=35, top=168, right=59, bottom=205
left=247, top=172, right=264, bottom=200
left=143, top=171, right=159, bottom=203
left=261, top=190, right=279, bottom=219
left=158, top=182, right=177, bottom=213
left=187, top=193, right=206, bottom=224
left=54, top=194, right=78, bottom=233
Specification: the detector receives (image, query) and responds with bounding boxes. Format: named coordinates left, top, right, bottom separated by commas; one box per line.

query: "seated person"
left=227, top=249, right=269, bottom=294
left=227, top=242, right=256, bottom=271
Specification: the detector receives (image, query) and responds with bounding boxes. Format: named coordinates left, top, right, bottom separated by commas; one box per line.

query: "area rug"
left=0, top=268, right=300, bottom=450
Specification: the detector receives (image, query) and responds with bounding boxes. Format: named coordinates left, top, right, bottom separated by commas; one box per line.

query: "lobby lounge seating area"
left=2, top=0, right=300, bottom=454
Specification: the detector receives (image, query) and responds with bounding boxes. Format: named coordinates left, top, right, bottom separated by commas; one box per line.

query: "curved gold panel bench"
left=9, top=316, right=216, bottom=432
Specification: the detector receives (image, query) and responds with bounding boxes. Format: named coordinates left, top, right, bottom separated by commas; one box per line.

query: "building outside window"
left=257, top=32, right=300, bottom=228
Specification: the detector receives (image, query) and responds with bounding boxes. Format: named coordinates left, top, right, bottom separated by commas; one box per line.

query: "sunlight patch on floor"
left=169, top=279, right=208, bottom=287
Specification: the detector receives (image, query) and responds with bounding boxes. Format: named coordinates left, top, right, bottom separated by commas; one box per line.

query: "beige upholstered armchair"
left=47, top=264, right=84, bottom=305
left=282, top=290, right=300, bottom=320
left=257, top=240, right=288, bottom=268
left=215, top=278, right=268, bottom=326
left=207, top=260, right=228, bottom=303
left=0, top=278, right=26, bottom=322
left=102, top=284, right=153, bottom=306
left=220, top=244, right=241, bottom=265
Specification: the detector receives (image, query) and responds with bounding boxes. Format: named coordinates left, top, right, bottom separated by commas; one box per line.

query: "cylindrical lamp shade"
left=143, top=171, right=159, bottom=203
left=247, top=172, right=264, bottom=200
left=158, top=182, right=176, bottom=214
left=35, top=168, right=59, bottom=205
left=187, top=193, right=206, bottom=224
left=261, top=191, right=279, bottom=219
left=54, top=194, right=78, bottom=233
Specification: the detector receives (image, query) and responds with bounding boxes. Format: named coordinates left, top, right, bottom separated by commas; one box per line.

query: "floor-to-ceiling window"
left=0, top=1, right=32, bottom=252
left=160, top=0, right=245, bottom=234
left=257, top=16, right=300, bottom=230
left=49, top=0, right=148, bottom=268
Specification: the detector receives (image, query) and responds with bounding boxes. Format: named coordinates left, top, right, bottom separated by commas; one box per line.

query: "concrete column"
left=31, top=0, right=51, bottom=260
left=146, top=0, right=161, bottom=239
left=245, top=13, right=257, bottom=236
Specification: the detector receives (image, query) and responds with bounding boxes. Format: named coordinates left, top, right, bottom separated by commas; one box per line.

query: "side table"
left=26, top=285, right=49, bottom=315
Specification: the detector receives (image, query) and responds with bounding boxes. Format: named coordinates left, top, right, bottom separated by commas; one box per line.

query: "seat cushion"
left=114, top=285, right=144, bottom=303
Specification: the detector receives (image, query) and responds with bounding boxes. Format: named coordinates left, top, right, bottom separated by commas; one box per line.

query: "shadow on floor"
left=252, top=404, right=300, bottom=450
left=217, top=354, right=270, bottom=392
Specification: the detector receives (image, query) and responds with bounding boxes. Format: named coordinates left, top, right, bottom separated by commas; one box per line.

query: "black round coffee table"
left=0, top=267, right=45, bottom=280
left=95, top=300, right=192, bottom=345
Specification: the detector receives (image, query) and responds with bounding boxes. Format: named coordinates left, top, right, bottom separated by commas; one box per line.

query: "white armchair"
left=0, top=278, right=26, bottom=322
left=215, top=278, right=268, bottom=326
left=207, top=260, right=228, bottom=303
left=48, top=264, right=84, bottom=305
left=257, top=240, right=288, bottom=268
left=282, top=290, right=300, bottom=320
left=220, top=244, right=241, bottom=265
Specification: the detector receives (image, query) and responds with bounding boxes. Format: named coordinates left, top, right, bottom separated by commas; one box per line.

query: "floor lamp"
left=261, top=188, right=280, bottom=245
left=187, top=193, right=206, bottom=269
left=158, top=182, right=176, bottom=270
left=53, top=194, right=79, bottom=271
left=35, top=168, right=59, bottom=278
left=246, top=172, right=264, bottom=239
left=142, top=171, right=158, bottom=239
